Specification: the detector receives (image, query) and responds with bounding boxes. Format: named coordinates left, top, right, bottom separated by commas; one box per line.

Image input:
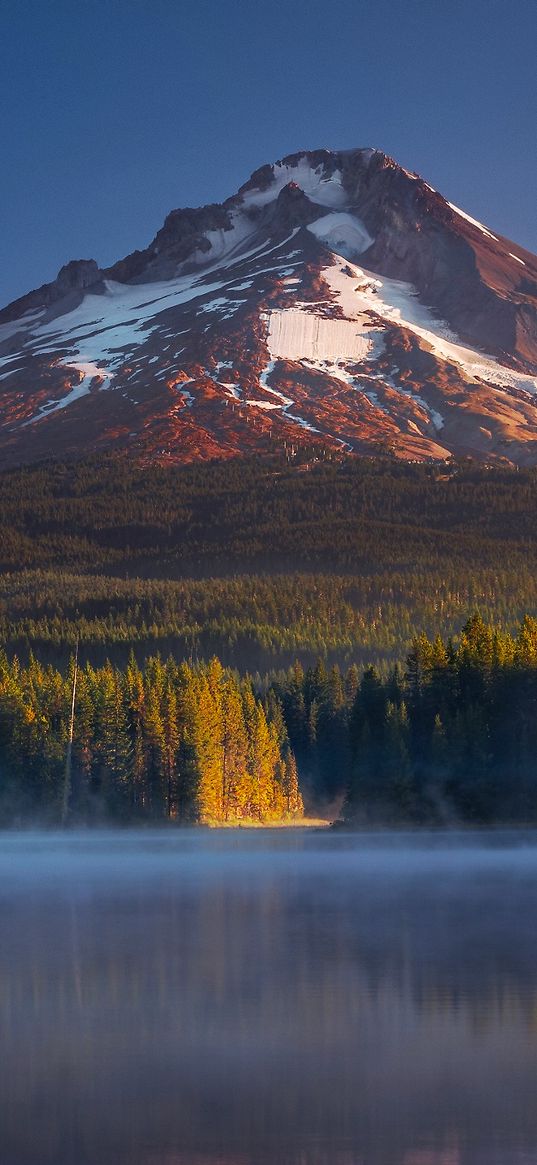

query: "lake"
left=1, top=829, right=537, bottom=1165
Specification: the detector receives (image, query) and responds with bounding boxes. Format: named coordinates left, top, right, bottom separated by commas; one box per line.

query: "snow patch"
left=190, top=213, right=257, bottom=268
left=361, top=389, right=391, bottom=416
left=307, top=212, right=373, bottom=260
left=244, top=399, right=281, bottom=410
left=197, top=297, right=241, bottom=317
left=448, top=202, right=498, bottom=242
left=0, top=309, right=46, bottom=345
left=241, top=159, right=348, bottom=210
left=266, top=308, right=376, bottom=363
left=227, top=280, right=253, bottom=291
left=324, top=259, right=537, bottom=398
left=284, top=412, right=320, bottom=434
left=258, top=356, right=319, bottom=433
left=389, top=382, right=445, bottom=431
left=24, top=361, right=112, bottom=425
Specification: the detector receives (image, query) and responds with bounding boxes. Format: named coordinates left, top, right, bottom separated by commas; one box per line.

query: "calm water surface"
left=1, top=828, right=537, bottom=1165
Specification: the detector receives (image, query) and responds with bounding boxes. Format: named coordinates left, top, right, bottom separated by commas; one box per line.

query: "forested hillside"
left=1, top=453, right=537, bottom=671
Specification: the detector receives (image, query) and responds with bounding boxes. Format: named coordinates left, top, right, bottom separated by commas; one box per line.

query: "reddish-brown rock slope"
left=1, top=147, right=537, bottom=467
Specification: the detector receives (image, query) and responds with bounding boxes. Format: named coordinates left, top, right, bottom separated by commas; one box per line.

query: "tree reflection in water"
left=1, top=829, right=537, bottom=1165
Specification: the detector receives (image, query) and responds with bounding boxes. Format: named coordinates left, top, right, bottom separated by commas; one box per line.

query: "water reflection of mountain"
left=1, top=831, right=537, bottom=1165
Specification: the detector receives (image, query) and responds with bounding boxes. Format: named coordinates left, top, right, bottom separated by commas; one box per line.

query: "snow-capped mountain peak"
left=1, top=146, right=537, bottom=467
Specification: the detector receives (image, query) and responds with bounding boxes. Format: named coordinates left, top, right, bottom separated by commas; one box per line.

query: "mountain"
left=1, top=147, right=537, bottom=468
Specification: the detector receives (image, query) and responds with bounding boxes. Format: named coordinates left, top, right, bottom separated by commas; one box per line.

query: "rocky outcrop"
left=55, top=259, right=101, bottom=292
left=264, top=184, right=323, bottom=232
left=0, top=258, right=103, bottom=325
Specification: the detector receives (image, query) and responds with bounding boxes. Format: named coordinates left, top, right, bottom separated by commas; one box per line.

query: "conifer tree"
left=162, top=682, right=180, bottom=817
left=194, top=671, right=224, bottom=823
left=221, top=674, right=249, bottom=820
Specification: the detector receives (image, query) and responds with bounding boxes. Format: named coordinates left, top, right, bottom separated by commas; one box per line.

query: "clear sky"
left=1, top=0, right=536, bottom=306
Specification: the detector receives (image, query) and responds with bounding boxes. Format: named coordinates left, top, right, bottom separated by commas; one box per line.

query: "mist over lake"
left=2, top=829, right=537, bottom=1165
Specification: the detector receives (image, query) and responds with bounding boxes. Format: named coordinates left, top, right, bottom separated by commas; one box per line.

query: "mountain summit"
left=1, top=147, right=537, bottom=467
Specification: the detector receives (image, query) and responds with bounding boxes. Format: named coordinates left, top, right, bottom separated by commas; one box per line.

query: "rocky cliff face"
left=1, top=146, right=537, bottom=469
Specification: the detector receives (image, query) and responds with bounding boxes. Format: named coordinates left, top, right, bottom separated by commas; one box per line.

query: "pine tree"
left=221, top=674, right=249, bottom=820
left=162, top=683, right=180, bottom=818
left=279, top=747, right=303, bottom=818
left=125, top=654, right=147, bottom=813
left=194, top=671, right=224, bottom=823
left=92, top=666, right=132, bottom=817
left=142, top=682, right=166, bottom=817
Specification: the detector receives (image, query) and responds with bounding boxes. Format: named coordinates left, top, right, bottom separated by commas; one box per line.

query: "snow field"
left=266, top=309, right=376, bottom=364
left=307, top=212, right=373, bottom=259
left=324, top=259, right=537, bottom=398
left=240, top=158, right=349, bottom=210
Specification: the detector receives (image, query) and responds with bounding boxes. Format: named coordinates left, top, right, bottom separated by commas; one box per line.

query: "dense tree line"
left=1, top=454, right=537, bottom=671
left=355, top=611, right=537, bottom=824
left=3, top=615, right=537, bottom=826
left=269, top=615, right=537, bottom=823
left=0, top=652, right=302, bottom=826
left=1, top=567, right=537, bottom=674
left=1, top=453, right=537, bottom=582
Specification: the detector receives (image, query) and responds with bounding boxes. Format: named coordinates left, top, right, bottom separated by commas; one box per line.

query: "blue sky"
left=1, top=0, right=536, bottom=305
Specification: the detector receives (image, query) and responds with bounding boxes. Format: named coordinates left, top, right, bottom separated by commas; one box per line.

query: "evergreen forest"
left=0, top=652, right=302, bottom=826
left=2, top=453, right=537, bottom=825
left=1, top=453, right=537, bottom=672
left=2, top=614, right=537, bottom=826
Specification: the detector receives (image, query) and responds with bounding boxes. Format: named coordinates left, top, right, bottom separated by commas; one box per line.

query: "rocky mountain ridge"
left=1, top=146, right=537, bottom=467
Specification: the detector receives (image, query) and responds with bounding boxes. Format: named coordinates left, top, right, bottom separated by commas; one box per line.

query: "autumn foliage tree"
left=0, top=652, right=303, bottom=826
